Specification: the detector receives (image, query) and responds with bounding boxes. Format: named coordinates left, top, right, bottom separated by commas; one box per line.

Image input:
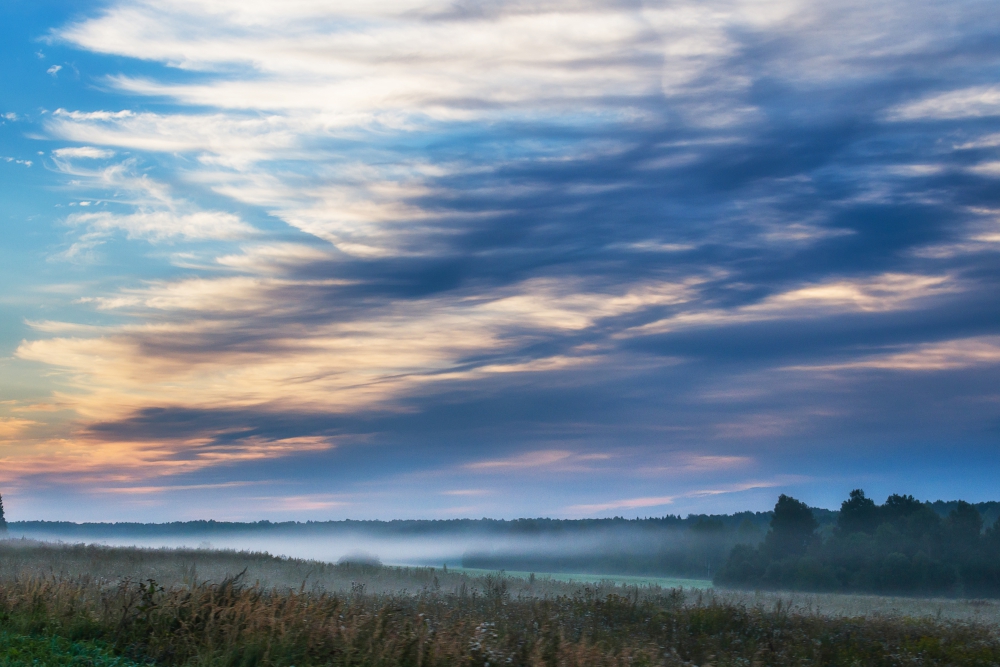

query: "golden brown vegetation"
left=2, top=540, right=1000, bottom=666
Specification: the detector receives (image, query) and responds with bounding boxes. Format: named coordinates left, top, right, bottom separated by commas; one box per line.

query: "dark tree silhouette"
left=0, top=489, right=6, bottom=533
left=838, top=489, right=879, bottom=535
left=947, top=501, right=983, bottom=547
left=881, top=494, right=923, bottom=523
left=717, top=490, right=1000, bottom=597
left=764, top=494, right=818, bottom=557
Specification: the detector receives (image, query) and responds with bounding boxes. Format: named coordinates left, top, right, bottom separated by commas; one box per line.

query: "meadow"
left=1, top=539, right=1000, bottom=666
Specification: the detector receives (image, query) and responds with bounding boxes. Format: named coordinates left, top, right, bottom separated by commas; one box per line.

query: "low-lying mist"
left=6, top=515, right=775, bottom=578
left=11, top=530, right=463, bottom=567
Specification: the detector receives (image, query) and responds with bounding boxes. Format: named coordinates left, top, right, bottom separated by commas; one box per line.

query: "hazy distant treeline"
left=15, top=500, right=995, bottom=540
left=11, top=498, right=1000, bottom=590
left=10, top=515, right=779, bottom=537
left=718, top=492, right=1000, bottom=597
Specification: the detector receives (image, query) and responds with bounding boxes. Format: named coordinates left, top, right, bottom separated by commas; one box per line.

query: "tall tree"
left=838, top=489, right=879, bottom=534
left=764, top=494, right=818, bottom=557
left=947, top=501, right=983, bottom=548
left=0, top=489, right=6, bottom=533
left=881, top=494, right=923, bottom=523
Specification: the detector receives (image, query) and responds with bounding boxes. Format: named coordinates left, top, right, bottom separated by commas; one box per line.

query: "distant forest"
left=10, top=496, right=1000, bottom=596
left=718, top=492, right=1000, bottom=597
left=12, top=515, right=776, bottom=537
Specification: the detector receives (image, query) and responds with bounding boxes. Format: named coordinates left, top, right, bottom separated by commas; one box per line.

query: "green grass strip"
left=0, top=631, right=143, bottom=667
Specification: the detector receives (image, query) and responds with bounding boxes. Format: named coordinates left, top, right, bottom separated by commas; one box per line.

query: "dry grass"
left=2, top=539, right=1000, bottom=666
left=709, top=588, right=1000, bottom=625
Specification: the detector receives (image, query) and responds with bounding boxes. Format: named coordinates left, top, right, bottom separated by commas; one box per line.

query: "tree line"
left=8, top=515, right=758, bottom=538
left=717, top=491, right=1000, bottom=597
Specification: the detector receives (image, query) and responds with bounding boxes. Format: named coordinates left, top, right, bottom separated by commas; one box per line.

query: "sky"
left=1, top=0, right=999, bottom=523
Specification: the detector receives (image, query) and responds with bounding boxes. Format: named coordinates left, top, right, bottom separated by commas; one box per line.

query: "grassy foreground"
left=2, top=574, right=1000, bottom=666
left=0, top=541, right=999, bottom=666
left=0, top=631, right=140, bottom=666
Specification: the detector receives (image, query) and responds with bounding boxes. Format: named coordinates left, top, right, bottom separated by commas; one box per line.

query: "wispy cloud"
left=252, top=494, right=352, bottom=512
left=48, top=157, right=258, bottom=251
left=14, top=273, right=696, bottom=430
left=0, top=433, right=335, bottom=488
left=651, top=454, right=756, bottom=472
left=467, top=450, right=578, bottom=471
left=97, top=481, right=258, bottom=495
left=68, top=210, right=255, bottom=243
left=626, top=273, right=957, bottom=337
left=0, top=419, right=37, bottom=439
left=567, top=495, right=678, bottom=514
left=52, top=146, right=115, bottom=159
left=786, top=336, right=1000, bottom=371
left=890, top=86, right=1000, bottom=120
left=565, top=479, right=792, bottom=515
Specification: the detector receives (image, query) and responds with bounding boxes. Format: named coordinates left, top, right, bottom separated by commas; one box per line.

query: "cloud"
left=48, top=109, right=301, bottom=167
left=567, top=495, right=677, bottom=513
left=714, top=415, right=800, bottom=440
left=60, top=2, right=663, bottom=117
left=890, top=86, right=1000, bottom=120
left=96, top=481, right=257, bottom=494
left=464, top=449, right=614, bottom=473
left=753, top=274, right=954, bottom=313
left=47, top=158, right=258, bottom=249
left=215, top=243, right=334, bottom=273
left=11, top=270, right=693, bottom=425
left=465, top=450, right=574, bottom=471
left=565, top=479, right=789, bottom=514
left=7, top=0, right=1000, bottom=515
left=67, top=210, right=255, bottom=242
left=787, top=336, right=1000, bottom=371
left=674, top=454, right=754, bottom=471
left=627, top=273, right=957, bottom=337
left=969, top=162, right=1000, bottom=177
left=52, top=146, right=116, bottom=159
left=955, top=133, right=1000, bottom=150
left=0, top=419, right=37, bottom=440
left=0, top=432, right=334, bottom=487
left=910, top=208, right=1000, bottom=257
left=251, top=494, right=351, bottom=511
left=47, top=64, right=62, bottom=76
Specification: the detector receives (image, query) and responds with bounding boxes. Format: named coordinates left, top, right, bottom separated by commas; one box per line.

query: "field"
left=443, top=567, right=713, bottom=591
left=1, top=539, right=1000, bottom=666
